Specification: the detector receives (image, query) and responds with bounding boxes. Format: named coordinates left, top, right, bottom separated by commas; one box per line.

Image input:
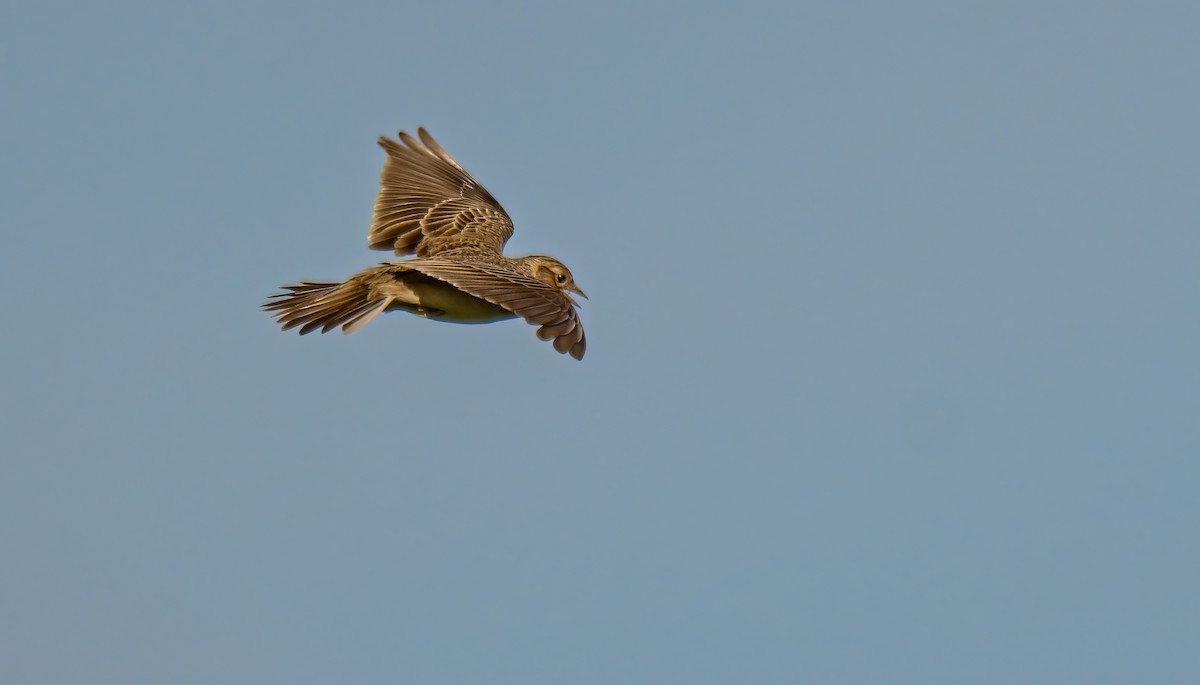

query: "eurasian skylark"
left=263, top=128, right=587, bottom=360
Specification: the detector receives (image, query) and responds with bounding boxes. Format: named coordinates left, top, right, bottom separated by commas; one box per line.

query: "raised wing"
left=369, top=128, right=515, bottom=257
left=405, top=258, right=586, bottom=360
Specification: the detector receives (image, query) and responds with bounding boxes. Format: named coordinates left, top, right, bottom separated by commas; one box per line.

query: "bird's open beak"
left=571, top=286, right=588, bottom=300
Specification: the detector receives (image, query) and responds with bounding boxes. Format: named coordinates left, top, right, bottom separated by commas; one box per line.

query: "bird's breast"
left=386, top=277, right=515, bottom=324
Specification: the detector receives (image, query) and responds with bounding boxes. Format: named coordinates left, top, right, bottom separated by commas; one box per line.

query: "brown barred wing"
left=405, top=259, right=586, bottom=360
left=369, top=128, right=515, bottom=257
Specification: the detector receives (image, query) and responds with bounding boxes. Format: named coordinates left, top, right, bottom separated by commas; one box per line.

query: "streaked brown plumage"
left=263, top=128, right=587, bottom=360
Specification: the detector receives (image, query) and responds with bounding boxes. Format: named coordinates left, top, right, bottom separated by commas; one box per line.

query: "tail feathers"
left=263, top=279, right=390, bottom=335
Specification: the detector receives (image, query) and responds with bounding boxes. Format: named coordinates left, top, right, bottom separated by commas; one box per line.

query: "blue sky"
left=2, top=1, right=1197, bottom=682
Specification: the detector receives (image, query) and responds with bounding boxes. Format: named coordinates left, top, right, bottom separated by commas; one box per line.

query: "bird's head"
left=525, top=256, right=587, bottom=305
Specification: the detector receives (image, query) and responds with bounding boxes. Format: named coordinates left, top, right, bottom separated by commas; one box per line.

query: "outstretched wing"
left=369, top=128, right=515, bottom=257
left=405, top=258, right=586, bottom=360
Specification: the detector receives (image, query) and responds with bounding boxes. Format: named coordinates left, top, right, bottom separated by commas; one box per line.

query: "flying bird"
left=263, top=128, right=587, bottom=359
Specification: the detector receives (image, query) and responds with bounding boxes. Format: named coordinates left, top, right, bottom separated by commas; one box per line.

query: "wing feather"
left=369, top=129, right=515, bottom=257
left=403, top=259, right=586, bottom=360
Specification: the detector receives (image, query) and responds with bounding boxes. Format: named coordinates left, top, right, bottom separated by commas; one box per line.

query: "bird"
left=263, top=128, right=587, bottom=360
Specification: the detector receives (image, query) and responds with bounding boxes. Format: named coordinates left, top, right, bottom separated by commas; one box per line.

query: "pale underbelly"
left=385, top=278, right=516, bottom=324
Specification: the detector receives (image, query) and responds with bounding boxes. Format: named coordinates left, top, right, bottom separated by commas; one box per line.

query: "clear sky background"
left=2, top=1, right=1197, bottom=683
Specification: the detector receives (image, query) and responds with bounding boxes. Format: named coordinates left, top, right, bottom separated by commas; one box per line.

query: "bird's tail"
left=262, top=277, right=390, bottom=335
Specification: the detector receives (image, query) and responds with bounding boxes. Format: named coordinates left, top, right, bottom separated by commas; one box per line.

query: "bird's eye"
left=556, top=273, right=567, bottom=283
